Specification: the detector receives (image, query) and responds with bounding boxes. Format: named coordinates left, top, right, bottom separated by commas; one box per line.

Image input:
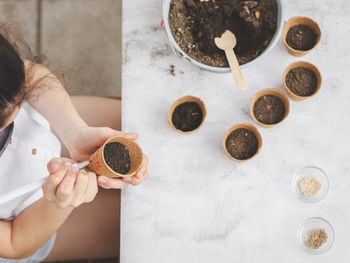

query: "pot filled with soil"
left=250, top=88, right=290, bottom=127
left=163, top=0, right=282, bottom=72
left=222, top=123, right=262, bottom=161
left=282, top=16, right=321, bottom=57
left=88, top=136, right=143, bottom=178
left=168, top=95, right=206, bottom=134
left=283, top=61, right=322, bottom=101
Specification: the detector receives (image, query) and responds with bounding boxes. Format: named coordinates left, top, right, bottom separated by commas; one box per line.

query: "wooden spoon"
left=214, top=30, right=247, bottom=91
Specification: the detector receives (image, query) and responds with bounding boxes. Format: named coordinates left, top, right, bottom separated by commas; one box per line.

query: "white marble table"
left=121, top=0, right=350, bottom=262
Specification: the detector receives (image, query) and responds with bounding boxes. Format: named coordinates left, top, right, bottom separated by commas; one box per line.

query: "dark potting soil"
left=169, top=0, right=278, bottom=67
left=286, top=25, right=317, bottom=51
left=285, top=67, right=317, bottom=96
left=104, top=142, right=131, bottom=174
left=225, top=128, right=258, bottom=160
left=253, top=95, right=285, bottom=124
left=172, top=102, right=203, bottom=132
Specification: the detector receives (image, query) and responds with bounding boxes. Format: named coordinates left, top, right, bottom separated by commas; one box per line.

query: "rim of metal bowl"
left=163, top=0, right=283, bottom=72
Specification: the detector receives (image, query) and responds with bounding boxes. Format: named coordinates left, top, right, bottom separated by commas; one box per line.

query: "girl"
left=0, top=24, right=149, bottom=262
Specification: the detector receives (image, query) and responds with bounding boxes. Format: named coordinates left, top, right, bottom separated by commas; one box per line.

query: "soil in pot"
left=225, top=128, right=259, bottom=160
left=286, top=25, right=317, bottom=51
left=285, top=67, right=317, bottom=96
left=169, top=0, right=278, bottom=67
left=172, top=102, right=203, bottom=132
left=253, top=95, right=285, bottom=124
left=104, top=142, right=131, bottom=174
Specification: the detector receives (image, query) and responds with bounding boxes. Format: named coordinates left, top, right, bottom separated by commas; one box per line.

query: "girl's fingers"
left=43, top=165, right=70, bottom=201
left=44, top=159, right=76, bottom=203
left=47, top=158, right=61, bottom=173
left=84, top=171, right=98, bottom=202
left=135, top=155, right=148, bottom=179
left=142, top=171, right=149, bottom=182
left=43, top=170, right=65, bottom=202
left=126, top=132, right=138, bottom=140
left=47, top=158, right=74, bottom=173
left=123, top=171, right=149, bottom=186
left=124, top=154, right=149, bottom=186
left=71, top=170, right=89, bottom=207
left=97, top=176, right=129, bottom=189
left=99, top=127, right=138, bottom=142
left=56, top=166, right=79, bottom=202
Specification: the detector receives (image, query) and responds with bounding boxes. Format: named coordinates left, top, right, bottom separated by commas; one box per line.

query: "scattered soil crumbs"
left=169, top=64, right=175, bottom=76
left=104, top=142, right=131, bottom=174
left=306, top=229, right=327, bottom=249
left=169, top=0, right=278, bottom=67
left=225, top=128, right=258, bottom=160
left=285, top=67, right=317, bottom=96
left=253, top=95, right=285, bottom=124
left=172, top=102, right=203, bottom=132
left=286, top=25, right=317, bottom=51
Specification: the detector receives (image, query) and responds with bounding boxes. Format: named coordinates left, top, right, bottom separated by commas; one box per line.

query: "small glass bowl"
left=293, top=166, right=329, bottom=203
left=299, top=217, right=335, bottom=254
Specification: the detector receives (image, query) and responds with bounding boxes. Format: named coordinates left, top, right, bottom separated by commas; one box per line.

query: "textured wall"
left=0, top=0, right=122, bottom=97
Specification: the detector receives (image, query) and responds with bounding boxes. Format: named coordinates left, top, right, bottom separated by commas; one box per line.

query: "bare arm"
left=0, top=199, right=72, bottom=259
left=24, top=61, right=149, bottom=189
left=24, top=61, right=138, bottom=162
left=24, top=61, right=87, bottom=152
left=0, top=158, right=97, bottom=259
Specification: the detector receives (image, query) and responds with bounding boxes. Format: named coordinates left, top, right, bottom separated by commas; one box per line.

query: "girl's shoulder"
left=17, top=102, right=50, bottom=131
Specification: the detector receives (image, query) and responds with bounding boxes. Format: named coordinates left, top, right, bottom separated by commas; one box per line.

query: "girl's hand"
left=98, top=154, right=149, bottom=189
left=43, top=158, right=98, bottom=209
left=66, top=126, right=138, bottom=162
left=64, top=126, right=149, bottom=189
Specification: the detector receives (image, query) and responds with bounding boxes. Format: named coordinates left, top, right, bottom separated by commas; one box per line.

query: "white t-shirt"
left=0, top=103, right=61, bottom=220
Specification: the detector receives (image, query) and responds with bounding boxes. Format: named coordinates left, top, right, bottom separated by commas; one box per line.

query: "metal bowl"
left=163, top=0, right=283, bottom=72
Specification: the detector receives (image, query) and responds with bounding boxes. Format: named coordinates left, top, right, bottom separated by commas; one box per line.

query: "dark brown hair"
left=0, top=22, right=54, bottom=127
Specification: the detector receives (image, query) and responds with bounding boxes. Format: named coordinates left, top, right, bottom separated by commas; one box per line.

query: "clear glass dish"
left=299, top=217, right=334, bottom=254
left=293, top=166, right=329, bottom=203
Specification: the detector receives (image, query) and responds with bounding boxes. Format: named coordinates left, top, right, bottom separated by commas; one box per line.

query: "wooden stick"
left=224, top=48, right=246, bottom=90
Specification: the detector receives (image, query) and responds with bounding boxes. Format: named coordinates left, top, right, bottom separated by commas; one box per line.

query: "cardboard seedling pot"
left=222, top=123, right=262, bottom=162
left=168, top=95, right=207, bottom=134
left=283, top=61, right=322, bottom=101
left=250, top=88, right=290, bottom=128
left=88, top=136, right=143, bottom=178
left=282, top=16, right=321, bottom=57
